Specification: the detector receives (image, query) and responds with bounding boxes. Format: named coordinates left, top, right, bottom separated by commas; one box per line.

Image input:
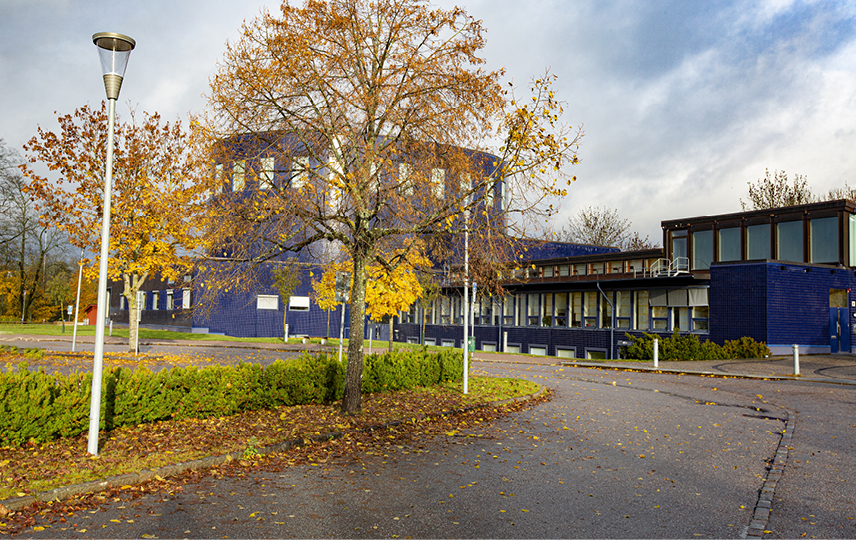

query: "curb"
left=0, top=386, right=544, bottom=514
left=741, top=411, right=795, bottom=538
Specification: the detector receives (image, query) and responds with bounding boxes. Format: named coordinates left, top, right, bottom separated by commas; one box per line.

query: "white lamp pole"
left=71, top=249, right=84, bottom=353
left=88, top=32, right=134, bottom=456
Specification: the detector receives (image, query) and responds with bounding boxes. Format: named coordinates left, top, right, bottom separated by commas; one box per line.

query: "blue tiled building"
left=113, top=199, right=856, bottom=356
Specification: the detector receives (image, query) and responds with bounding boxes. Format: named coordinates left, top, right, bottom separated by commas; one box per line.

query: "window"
left=573, top=263, right=586, bottom=276
left=559, top=264, right=569, bottom=277
left=692, top=230, right=713, bottom=270
left=583, top=291, right=598, bottom=327
left=214, top=164, right=224, bottom=194
left=399, top=163, right=413, bottom=195
left=692, top=306, right=710, bottom=331
left=292, top=156, right=310, bottom=189
left=260, top=157, right=275, bottom=190
left=257, top=295, right=279, bottom=310
left=527, top=293, right=540, bottom=326
left=555, top=347, right=575, bottom=359
left=182, top=288, right=191, bottom=309
left=570, top=292, right=582, bottom=327
left=543, top=294, right=553, bottom=326
left=600, top=293, right=612, bottom=328
left=151, top=291, right=159, bottom=311
left=289, top=296, right=310, bottom=311
left=166, top=290, right=173, bottom=311
left=500, top=180, right=507, bottom=210
left=555, top=293, right=568, bottom=327
left=651, top=306, right=668, bottom=330
left=634, top=290, right=649, bottom=330
left=776, top=220, right=803, bottom=262
left=608, top=261, right=622, bottom=273
left=530, top=345, right=547, bottom=356
left=616, top=291, right=632, bottom=329
left=440, top=296, right=451, bottom=324
left=543, top=266, right=554, bottom=278
left=484, top=181, right=494, bottom=209
left=589, top=262, right=604, bottom=275
left=673, top=307, right=690, bottom=331
left=671, top=234, right=687, bottom=260
left=830, top=289, right=848, bottom=308
left=431, top=168, right=445, bottom=199
left=480, top=298, right=492, bottom=325
left=628, top=259, right=643, bottom=275
left=232, top=160, right=245, bottom=192
left=503, top=296, right=515, bottom=326
left=137, top=291, right=145, bottom=311
left=746, top=224, right=771, bottom=259
left=718, top=227, right=741, bottom=261
left=810, top=216, right=838, bottom=263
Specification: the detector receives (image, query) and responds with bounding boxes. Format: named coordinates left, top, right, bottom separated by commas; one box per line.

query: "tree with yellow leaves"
left=22, top=104, right=203, bottom=351
left=201, top=0, right=582, bottom=413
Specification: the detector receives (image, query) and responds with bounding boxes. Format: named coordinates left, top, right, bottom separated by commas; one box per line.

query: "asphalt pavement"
left=3, top=332, right=856, bottom=538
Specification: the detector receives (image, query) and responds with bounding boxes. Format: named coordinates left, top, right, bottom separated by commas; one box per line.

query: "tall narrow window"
left=692, top=230, right=713, bottom=270
left=166, top=289, right=174, bottom=311
left=292, top=156, right=310, bottom=189
left=431, top=168, right=445, bottom=199
left=543, top=294, right=553, bottom=326
left=527, top=293, right=540, bottom=326
left=570, top=292, right=583, bottom=327
left=232, top=160, right=246, bottom=192
left=583, top=292, right=598, bottom=327
left=214, top=164, right=224, bottom=194
left=810, top=216, right=838, bottom=264
left=182, top=288, right=191, bottom=309
left=260, top=157, right=275, bottom=190
left=151, top=291, right=159, bottom=311
left=555, top=293, right=568, bottom=327
left=600, top=293, right=613, bottom=329
left=616, top=291, right=631, bottom=328
left=634, top=290, right=649, bottom=330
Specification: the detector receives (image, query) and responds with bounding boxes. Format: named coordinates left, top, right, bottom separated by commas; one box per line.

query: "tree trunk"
left=342, top=249, right=368, bottom=414
left=125, top=272, right=148, bottom=353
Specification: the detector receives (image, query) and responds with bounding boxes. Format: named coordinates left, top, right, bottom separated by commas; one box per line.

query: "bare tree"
left=557, top=206, right=657, bottom=251
left=741, top=169, right=815, bottom=210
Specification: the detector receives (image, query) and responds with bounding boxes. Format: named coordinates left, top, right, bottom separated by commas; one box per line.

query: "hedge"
left=620, top=330, right=771, bottom=361
left=0, top=347, right=463, bottom=447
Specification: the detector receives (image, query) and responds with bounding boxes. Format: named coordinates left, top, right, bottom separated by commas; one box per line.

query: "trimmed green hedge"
left=0, top=347, right=463, bottom=447
left=620, top=330, right=771, bottom=361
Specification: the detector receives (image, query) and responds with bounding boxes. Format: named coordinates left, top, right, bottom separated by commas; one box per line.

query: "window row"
left=213, top=159, right=506, bottom=209
left=524, top=258, right=661, bottom=279
left=121, top=289, right=191, bottom=311
left=402, top=288, right=710, bottom=333
left=674, top=214, right=850, bottom=270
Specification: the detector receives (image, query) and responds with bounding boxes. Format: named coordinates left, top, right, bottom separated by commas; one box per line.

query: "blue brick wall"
left=711, top=261, right=856, bottom=350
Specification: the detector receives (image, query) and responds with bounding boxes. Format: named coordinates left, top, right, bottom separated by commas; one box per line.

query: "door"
left=830, top=308, right=850, bottom=353
left=830, top=289, right=850, bottom=354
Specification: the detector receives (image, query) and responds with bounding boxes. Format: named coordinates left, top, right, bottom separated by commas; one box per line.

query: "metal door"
left=830, top=307, right=850, bottom=353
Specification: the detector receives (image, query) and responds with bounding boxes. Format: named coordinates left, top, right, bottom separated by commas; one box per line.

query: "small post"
left=653, top=338, right=659, bottom=368
left=793, top=344, right=800, bottom=376
left=338, top=303, right=346, bottom=363
left=502, top=331, right=508, bottom=353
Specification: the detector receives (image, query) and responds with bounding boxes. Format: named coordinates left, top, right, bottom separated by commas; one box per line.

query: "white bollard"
left=793, top=344, right=800, bottom=376
left=502, top=331, right=508, bottom=353
left=653, top=338, right=659, bottom=369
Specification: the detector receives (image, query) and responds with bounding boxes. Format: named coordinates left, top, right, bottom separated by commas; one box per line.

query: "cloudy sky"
left=2, top=0, right=855, bottom=242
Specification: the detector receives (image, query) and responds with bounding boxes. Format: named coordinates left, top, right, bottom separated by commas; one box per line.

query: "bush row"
left=0, top=347, right=463, bottom=447
left=620, top=330, right=771, bottom=361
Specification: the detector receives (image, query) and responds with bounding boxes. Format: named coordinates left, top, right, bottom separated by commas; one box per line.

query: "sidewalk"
left=4, top=331, right=856, bottom=384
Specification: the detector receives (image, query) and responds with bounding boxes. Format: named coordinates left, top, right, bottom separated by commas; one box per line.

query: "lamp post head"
left=92, top=32, right=135, bottom=100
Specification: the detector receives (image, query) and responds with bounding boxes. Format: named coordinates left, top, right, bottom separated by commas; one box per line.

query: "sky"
left=2, top=0, right=856, bottom=243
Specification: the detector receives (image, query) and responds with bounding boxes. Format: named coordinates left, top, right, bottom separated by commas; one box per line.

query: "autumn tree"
left=0, top=138, right=67, bottom=321
left=557, top=206, right=656, bottom=251
left=741, top=169, right=815, bottom=210
left=22, top=104, right=203, bottom=350
left=201, top=0, right=582, bottom=413
left=272, top=262, right=303, bottom=341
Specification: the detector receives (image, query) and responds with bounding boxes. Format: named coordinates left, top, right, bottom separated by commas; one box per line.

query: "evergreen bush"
left=621, top=331, right=769, bottom=361
left=0, top=347, right=461, bottom=447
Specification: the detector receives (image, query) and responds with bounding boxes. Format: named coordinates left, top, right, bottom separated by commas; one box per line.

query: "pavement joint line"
left=0, top=385, right=545, bottom=514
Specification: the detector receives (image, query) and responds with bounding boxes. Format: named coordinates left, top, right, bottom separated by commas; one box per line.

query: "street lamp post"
left=88, top=32, right=134, bottom=456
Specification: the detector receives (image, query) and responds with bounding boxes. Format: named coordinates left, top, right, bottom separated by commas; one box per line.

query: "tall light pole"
left=88, top=32, right=134, bottom=456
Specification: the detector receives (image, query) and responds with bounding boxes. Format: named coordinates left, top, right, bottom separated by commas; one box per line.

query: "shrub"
left=620, top=331, right=767, bottom=361
left=0, top=348, right=460, bottom=447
